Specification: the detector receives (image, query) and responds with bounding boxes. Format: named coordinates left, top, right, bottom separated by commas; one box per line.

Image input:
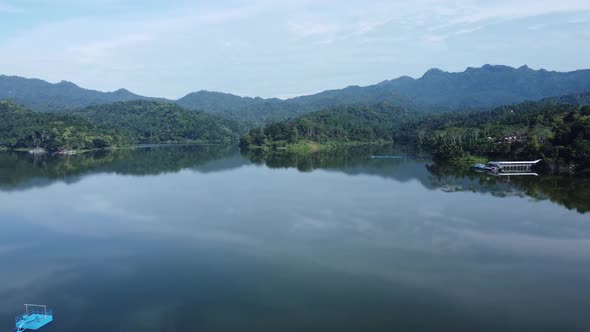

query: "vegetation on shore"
left=0, top=100, right=129, bottom=152
left=0, top=100, right=241, bottom=153
left=72, top=100, right=241, bottom=145
left=240, top=96, right=590, bottom=173
left=239, top=103, right=417, bottom=149
left=245, top=139, right=390, bottom=154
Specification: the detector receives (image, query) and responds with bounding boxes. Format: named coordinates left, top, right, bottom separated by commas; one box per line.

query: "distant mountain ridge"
left=0, top=74, right=166, bottom=112
left=374, top=64, right=590, bottom=109
left=2, top=65, right=590, bottom=124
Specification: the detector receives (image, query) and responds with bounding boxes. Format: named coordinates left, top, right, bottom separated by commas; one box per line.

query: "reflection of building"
left=488, top=159, right=541, bottom=174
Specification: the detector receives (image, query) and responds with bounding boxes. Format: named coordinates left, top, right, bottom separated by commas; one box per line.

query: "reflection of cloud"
left=1, top=159, right=590, bottom=330
left=291, top=216, right=338, bottom=231
left=449, top=228, right=590, bottom=261
left=0, top=263, right=79, bottom=311
left=74, top=193, right=158, bottom=223
left=0, top=243, right=30, bottom=255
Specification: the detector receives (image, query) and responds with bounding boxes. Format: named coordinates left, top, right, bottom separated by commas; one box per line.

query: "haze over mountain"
left=0, top=74, right=161, bottom=112
left=374, top=65, right=590, bottom=109
left=2, top=65, right=590, bottom=125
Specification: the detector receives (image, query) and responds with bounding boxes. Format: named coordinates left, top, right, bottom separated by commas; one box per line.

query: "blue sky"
left=1, top=0, right=589, bottom=99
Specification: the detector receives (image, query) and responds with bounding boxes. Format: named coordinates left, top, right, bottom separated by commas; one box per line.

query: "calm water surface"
left=1, top=145, right=589, bottom=332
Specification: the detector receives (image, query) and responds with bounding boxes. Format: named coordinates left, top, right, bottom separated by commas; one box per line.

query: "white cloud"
left=527, top=24, right=545, bottom=30
left=426, top=34, right=450, bottom=42
left=0, top=1, right=19, bottom=13
left=568, top=17, right=590, bottom=24
left=198, top=6, right=258, bottom=24
left=454, top=26, right=483, bottom=35
left=67, top=33, right=152, bottom=64
left=0, top=0, right=589, bottom=98
left=435, top=0, right=590, bottom=27
left=353, top=20, right=387, bottom=35
left=288, top=21, right=341, bottom=39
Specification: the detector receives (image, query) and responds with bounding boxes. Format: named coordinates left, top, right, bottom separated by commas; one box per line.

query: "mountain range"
left=2, top=64, right=590, bottom=125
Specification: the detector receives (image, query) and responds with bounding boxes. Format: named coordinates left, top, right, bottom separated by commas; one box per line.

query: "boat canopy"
left=15, top=304, right=53, bottom=331
left=487, top=159, right=541, bottom=166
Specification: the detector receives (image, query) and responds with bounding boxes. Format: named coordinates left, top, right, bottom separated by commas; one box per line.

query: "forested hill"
left=241, top=93, right=590, bottom=173
left=3, top=65, right=590, bottom=125
left=240, top=103, right=420, bottom=148
left=141, top=65, right=590, bottom=123
left=0, top=100, right=128, bottom=151
left=0, top=100, right=242, bottom=151
left=175, top=91, right=308, bottom=126
left=176, top=90, right=282, bottom=115
left=71, top=100, right=240, bottom=144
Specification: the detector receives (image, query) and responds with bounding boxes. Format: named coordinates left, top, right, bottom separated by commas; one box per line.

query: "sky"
left=0, top=0, right=589, bottom=99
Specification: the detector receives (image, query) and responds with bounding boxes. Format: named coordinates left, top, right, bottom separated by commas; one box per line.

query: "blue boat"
left=471, top=163, right=494, bottom=172
left=14, top=305, right=53, bottom=332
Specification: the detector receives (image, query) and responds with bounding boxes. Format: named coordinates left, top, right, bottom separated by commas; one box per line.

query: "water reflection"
left=2, top=145, right=589, bottom=214
left=427, top=163, right=590, bottom=214
left=244, top=147, right=590, bottom=214
left=0, top=145, right=248, bottom=191
left=1, top=145, right=590, bottom=331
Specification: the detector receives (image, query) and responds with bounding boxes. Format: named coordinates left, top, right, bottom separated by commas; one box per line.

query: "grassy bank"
left=245, top=140, right=392, bottom=154
left=443, top=154, right=488, bottom=165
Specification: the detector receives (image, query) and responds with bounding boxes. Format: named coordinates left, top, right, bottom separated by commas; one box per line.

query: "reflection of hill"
left=3, top=145, right=587, bottom=214
left=243, top=145, right=432, bottom=182
left=243, top=148, right=590, bottom=214
left=0, top=145, right=249, bottom=191
left=427, top=164, right=590, bottom=214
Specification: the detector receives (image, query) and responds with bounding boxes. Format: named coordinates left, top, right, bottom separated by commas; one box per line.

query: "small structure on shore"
left=28, top=148, right=46, bottom=155
left=487, top=159, right=541, bottom=173
left=472, top=159, right=541, bottom=176
left=14, top=304, right=53, bottom=331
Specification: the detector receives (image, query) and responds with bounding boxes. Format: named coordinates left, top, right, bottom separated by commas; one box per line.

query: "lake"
left=1, top=145, right=590, bottom=332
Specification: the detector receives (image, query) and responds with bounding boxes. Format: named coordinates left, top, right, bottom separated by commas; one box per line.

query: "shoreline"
left=4, top=142, right=234, bottom=155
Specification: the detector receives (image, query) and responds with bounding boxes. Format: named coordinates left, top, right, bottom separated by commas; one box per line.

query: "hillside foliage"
left=0, top=100, right=241, bottom=152
left=0, top=100, right=128, bottom=151
left=241, top=96, right=590, bottom=173
left=4, top=65, right=590, bottom=126
left=72, top=100, right=241, bottom=144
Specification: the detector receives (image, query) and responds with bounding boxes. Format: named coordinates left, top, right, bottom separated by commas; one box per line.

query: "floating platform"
left=14, top=305, right=53, bottom=331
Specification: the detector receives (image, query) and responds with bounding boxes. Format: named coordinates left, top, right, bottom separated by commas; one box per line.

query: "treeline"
left=240, top=96, right=590, bottom=173
left=71, top=100, right=241, bottom=144
left=240, top=103, right=423, bottom=147
left=0, top=100, right=241, bottom=152
left=419, top=102, right=590, bottom=166
left=0, top=100, right=128, bottom=152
